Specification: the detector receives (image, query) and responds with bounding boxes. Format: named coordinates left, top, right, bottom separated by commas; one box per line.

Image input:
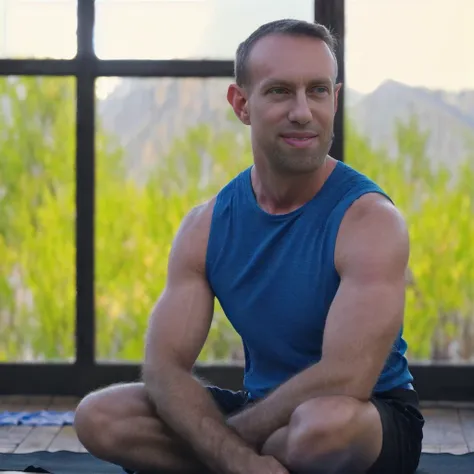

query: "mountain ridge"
left=98, top=78, right=474, bottom=180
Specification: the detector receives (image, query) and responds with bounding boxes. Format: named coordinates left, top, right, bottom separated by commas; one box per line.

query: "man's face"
left=228, top=34, right=341, bottom=175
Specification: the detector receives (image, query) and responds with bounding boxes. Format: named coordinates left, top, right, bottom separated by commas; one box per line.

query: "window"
left=0, top=76, right=76, bottom=362
left=94, top=0, right=315, bottom=59
left=1, top=0, right=472, bottom=400
left=0, top=0, right=77, bottom=59
left=345, top=0, right=474, bottom=364
left=95, top=77, right=251, bottom=362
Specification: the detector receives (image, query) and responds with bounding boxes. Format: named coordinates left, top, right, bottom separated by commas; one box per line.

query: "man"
left=75, top=19, right=424, bottom=474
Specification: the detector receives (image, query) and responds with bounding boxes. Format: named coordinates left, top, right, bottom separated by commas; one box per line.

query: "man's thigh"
left=367, top=389, right=425, bottom=474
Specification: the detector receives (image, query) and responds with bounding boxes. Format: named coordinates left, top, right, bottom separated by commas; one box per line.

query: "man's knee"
left=285, top=396, right=367, bottom=472
left=74, top=388, right=111, bottom=455
left=74, top=383, right=145, bottom=457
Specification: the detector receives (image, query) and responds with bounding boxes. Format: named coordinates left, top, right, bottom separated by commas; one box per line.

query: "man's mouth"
left=281, top=134, right=318, bottom=148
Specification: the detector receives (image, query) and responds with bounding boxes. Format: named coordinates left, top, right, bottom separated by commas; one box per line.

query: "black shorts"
left=207, top=385, right=425, bottom=474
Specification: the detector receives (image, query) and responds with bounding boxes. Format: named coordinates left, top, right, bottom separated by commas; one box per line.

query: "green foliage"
left=345, top=115, right=474, bottom=361
left=0, top=77, right=76, bottom=361
left=94, top=122, right=253, bottom=361
left=1, top=76, right=473, bottom=363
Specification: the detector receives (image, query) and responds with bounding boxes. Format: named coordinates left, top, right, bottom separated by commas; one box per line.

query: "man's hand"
left=227, top=416, right=261, bottom=450
left=227, top=412, right=266, bottom=453
left=245, top=455, right=290, bottom=474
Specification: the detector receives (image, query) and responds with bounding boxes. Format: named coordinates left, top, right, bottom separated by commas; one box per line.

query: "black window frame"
left=0, top=0, right=472, bottom=401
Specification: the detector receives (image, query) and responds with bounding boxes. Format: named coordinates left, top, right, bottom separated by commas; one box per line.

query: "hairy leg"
left=261, top=395, right=383, bottom=474
left=74, top=383, right=210, bottom=473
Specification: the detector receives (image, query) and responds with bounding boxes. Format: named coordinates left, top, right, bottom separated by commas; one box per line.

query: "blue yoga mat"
left=0, top=451, right=472, bottom=473
left=0, top=410, right=74, bottom=426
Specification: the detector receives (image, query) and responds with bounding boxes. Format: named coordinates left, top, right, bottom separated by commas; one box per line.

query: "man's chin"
left=276, top=157, right=326, bottom=175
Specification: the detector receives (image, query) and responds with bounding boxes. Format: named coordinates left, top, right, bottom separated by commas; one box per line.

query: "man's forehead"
left=247, top=34, right=337, bottom=84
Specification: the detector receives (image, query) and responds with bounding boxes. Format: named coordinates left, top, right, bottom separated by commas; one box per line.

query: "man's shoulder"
left=180, top=197, right=217, bottom=238
left=168, top=197, right=217, bottom=274
left=335, top=193, right=409, bottom=276
left=343, top=192, right=404, bottom=229
left=174, top=168, right=249, bottom=266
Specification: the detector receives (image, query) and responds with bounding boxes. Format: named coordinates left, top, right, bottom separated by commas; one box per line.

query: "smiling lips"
left=280, top=132, right=319, bottom=148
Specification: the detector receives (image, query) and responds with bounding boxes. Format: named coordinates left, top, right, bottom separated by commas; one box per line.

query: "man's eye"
left=269, top=88, right=288, bottom=94
left=313, top=86, right=329, bottom=94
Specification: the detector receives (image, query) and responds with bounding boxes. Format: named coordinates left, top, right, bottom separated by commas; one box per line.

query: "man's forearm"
left=228, top=360, right=362, bottom=449
left=143, top=365, right=259, bottom=474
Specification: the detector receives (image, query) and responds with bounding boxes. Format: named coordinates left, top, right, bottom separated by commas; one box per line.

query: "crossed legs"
left=261, top=395, right=382, bottom=474
left=74, top=383, right=383, bottom=474
left=74, top=383, right=206, bottom=473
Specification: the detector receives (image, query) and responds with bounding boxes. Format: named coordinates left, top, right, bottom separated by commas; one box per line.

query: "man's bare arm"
left=142, top=201, right=263, bottom=474
left=227, top=194, right=410, bottom=448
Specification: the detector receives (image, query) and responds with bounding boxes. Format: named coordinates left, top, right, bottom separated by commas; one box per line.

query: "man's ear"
left=334, top=82, right=343, bottom=114
left=227, top=83, right=251, bottom=125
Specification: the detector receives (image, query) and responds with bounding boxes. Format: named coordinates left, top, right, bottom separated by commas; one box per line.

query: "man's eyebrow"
left=260, top=77, right=333, bottom=88
left=260, top=78, right=292, bottom=87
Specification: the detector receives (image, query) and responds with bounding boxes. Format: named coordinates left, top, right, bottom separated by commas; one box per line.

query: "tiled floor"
left=0, top=396, right=473, bottom=456
left=0, top=396, right=86, bottom=455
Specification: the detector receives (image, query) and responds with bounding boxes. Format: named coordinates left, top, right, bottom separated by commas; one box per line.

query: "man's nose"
left=288, top=93, right=312, bottom=125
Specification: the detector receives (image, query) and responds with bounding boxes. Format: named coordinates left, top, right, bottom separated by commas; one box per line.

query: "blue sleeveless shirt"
left=205, top=161, right=413, bottom=400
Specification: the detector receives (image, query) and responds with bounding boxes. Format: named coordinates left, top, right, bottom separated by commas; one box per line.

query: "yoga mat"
left=0, top=451, right=124, bottom=473
left=0, top=412, right=74, bottom=427
left=417, top=452, right=473, bottom=473
left=0, top=451, right=473, bottom=474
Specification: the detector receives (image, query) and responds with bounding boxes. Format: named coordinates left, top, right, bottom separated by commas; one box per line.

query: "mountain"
left=348, top=80, right=474, bottom=169
left=97, top=77, right=245, bottom=182
left=344, top=88, right=365, bottom=108
left=97, top=78, right=474, bottom=181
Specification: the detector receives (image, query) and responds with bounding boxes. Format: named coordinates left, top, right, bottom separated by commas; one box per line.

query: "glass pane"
left=95, top=77, right=251, bottom=362
left=0, top=0, right=77, bottom=59
left=94, top=0, right=314, bottom=59
left=345, top=0, right=474, bottom=363
left=0, top=76, right=76, bottom=362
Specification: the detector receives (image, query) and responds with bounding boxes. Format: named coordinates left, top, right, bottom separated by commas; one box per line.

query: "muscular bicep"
left=320, top=195, right=409, bottom=398
left=146, top=269, right=214, bottom=371
left=144, top=202, right=215, bottom=373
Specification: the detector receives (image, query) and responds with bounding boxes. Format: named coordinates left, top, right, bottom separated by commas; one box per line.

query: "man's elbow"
left=347, top=357, right=393, bottom=401
left=318, top=360, right=380, bottom=402
left=337, top=375, right=376, bottom=402
left=142, top=349, right=189, bottom=392
left=340, top=374, right=374, bottom=402
left=141, top=350, right=174, bottom=394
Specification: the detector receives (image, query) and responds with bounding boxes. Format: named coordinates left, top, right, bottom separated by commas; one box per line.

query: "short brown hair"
left=235, top=19, right=339, bottom=88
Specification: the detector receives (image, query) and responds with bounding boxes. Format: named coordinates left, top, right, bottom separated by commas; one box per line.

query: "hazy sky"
left=345, top=0, right=473, bottom=93
left=1, top=0, right=473, bottom=94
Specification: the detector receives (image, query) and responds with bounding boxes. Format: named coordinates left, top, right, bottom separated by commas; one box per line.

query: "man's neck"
left=251, top=157, right=337, bottom=215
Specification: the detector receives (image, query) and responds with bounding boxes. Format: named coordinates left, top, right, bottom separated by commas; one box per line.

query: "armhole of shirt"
left=204, top=180, right=237, bottom=285
left=326, top=187, right=393, bottom=274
